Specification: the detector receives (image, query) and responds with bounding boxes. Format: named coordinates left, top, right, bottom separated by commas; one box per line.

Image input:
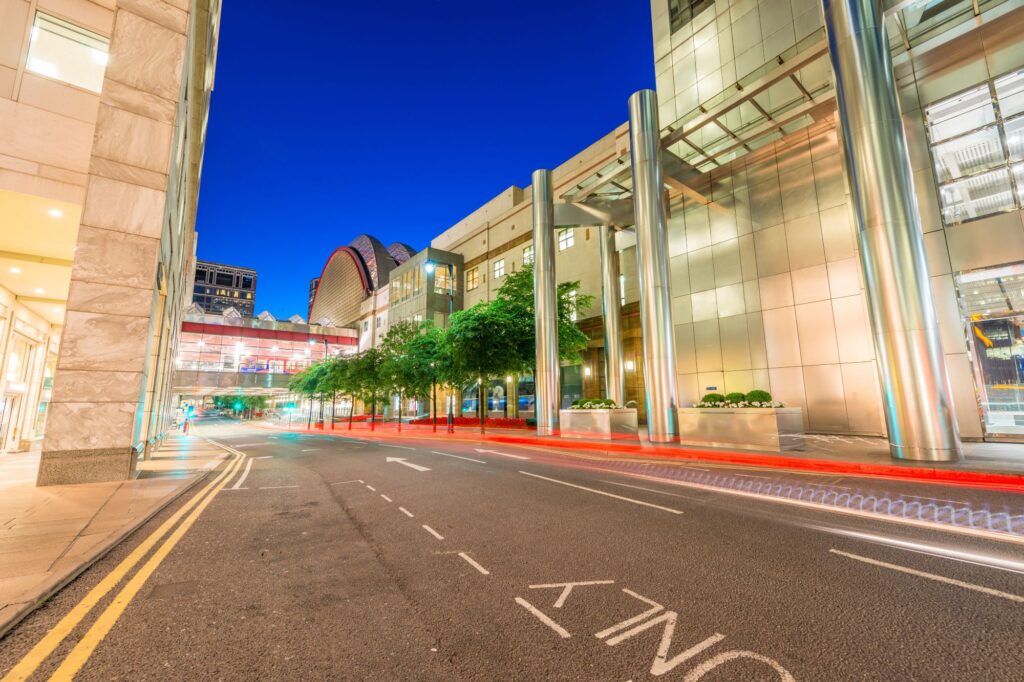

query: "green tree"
left=445, top=303, right=522, bottom=431
left=346, top=347, right=386, bottom=430
left=491, top=262, right=594, bottom=368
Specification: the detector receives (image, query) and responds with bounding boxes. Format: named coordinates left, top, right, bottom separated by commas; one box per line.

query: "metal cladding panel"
left=309, top=247, right=370, bottom=327
left=791, top=264, right=830, bottom=305
left=387, top=242, right=416, bottom=264
left=720, top=313, right=752, bottom=371
left=348, top=234, right=398, bottom=290
left=754, top=225, right=790, bottom=278
left=803, top=363, right=850, bottom=432
left=831, top=294, right=875, bottom=363
left=795, top=300, right=840, bottom=366
left=693, top=319, right=722, bottom=373
left=712, top=239, right=742, bottom=286
left=840, top=361, right=885, bottom=435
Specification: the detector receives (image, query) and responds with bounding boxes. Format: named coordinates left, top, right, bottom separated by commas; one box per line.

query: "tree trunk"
left=349, top=394, right=354, bottom=430
left=331, top=391, right=336, bottom=430
left=370, top=395, right=376, bottom=431
left=398, top=389, right=403, bottom=432
left=479, top=376, right=485, bottom=433
left=432, top=383, right=437, bottom=433
left=307, top=398, right=312, bottom=428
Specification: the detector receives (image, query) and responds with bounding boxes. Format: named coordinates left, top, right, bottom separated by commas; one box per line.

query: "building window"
left=242, top=275, right=254, bottom=289
left=558, top=228, right=574, bottom=251
left=667, top=0, right=715, bottom=35
left=926, top=69, right=1024, bottom=226
left=493, top=259, right=505, bottom=279
left=26, top=12, right=109, bottom=93
left=619, top=274, right=626, bottom=306
left=376, top=315, right=382, bottom=329
left=363, top=320, right=369, bottom=332
left=466, top=267, right=480, bottom=290
left=523, top=244, right=534, bottom=265
left=435, top=265, right=452, bottom=294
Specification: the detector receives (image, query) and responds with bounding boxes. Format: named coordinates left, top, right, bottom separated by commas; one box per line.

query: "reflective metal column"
left=532, top=169, right=560, bottom=436
left=628, top=90, right=678, bottom=442
left=599, top=224, right=625, bottom=406
left=822, top=0, right=961, bottom=461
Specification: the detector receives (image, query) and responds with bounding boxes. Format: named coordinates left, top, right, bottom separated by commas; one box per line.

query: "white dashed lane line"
left=366, top=485, right=377, bottom=491
left=830, top=549, right=1024, bottom=603
left=431, top=451, right=486, bottom=464
left=380, top=494, right=392, bottom=502
left=519, top=471, right=684, bottom=515
left=422, top=525, right=444, bottom=540
left=399, top=507, right=414, bottom=518
left=458, top=552, right=490, bottom=575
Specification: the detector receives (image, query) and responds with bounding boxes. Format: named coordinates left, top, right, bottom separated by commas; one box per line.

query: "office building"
left=0, top=0, right=222, bottom=482
left=422, top=0, right=1024, bottom=460
left=192, top=260, right=257, bottom=316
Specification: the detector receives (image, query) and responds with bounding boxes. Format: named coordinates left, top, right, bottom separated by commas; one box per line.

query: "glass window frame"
left=25, top=11, right=109, bottom=93
left=493, top=259, right=505, bottom=279
left=466, top=267, right=480, bottom=291
left=925, top=69, right=1024, bottom=227
left=558, top=228, right=574, bottom=251
left=523, top=244, right=534, bottom=265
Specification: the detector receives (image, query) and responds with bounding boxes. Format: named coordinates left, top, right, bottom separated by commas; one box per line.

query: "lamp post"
left=425, top=260, right=456, bottom=433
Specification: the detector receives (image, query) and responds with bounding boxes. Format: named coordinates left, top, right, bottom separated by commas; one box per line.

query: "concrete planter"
left=559, top=408, right=639, bottom=440
left=676, top=407, right=804, bottom=452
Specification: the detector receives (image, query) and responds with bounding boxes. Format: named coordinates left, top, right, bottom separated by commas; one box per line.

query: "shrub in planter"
left=694, top=389, right=783, bottom=408
left=569, top=398, right=619, bottom=409
left=745, top=389, right=773, bottom=403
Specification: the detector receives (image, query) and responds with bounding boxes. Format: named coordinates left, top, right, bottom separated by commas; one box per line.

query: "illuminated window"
left=926, top=70, right=1024, bottom=225
left=558, top=228, right=574, bottom=251
left=523, top=244, right=534, bottom=265
left=619, top=274, right=626, bottom=306
left=435, top=265, right=453, bottom=294
left=493, top=259, right=505, bottom=279
left=26, top=12, right=109, bottom=93
left=466, top=267, right=480, bottom=291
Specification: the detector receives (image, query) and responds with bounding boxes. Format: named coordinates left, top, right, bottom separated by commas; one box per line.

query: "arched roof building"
left=309, top=234, right=417, bottom=328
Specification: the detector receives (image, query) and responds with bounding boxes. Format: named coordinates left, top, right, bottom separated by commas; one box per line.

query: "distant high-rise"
left=308, top=277, right=321, bottom=319
left=192, top=261, right=257, bottom=317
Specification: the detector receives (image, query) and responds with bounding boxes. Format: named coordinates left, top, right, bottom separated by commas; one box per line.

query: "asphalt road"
left=2, top=418, right=1023, bottom=681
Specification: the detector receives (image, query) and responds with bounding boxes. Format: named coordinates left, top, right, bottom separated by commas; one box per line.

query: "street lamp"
left=425, top=259, right=456, bottom=433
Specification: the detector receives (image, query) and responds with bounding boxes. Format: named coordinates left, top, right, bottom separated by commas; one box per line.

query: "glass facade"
left=926, top=69, right=1024, bottom=225
left=175, top=314, right=356, bottom=376
left=193, top=261, right=258, bottom=316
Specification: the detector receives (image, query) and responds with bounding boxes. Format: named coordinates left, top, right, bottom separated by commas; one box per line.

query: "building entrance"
left=959, top=263, right=1024, bottom=438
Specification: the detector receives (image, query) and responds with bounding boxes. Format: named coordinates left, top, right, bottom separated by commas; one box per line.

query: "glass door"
left=958, top=263, right=1024, bottom=436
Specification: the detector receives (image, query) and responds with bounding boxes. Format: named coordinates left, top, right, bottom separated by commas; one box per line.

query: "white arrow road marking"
left=515, top=597, right=570, bottom=638
left=475, top=448, right=529, bottom=460
left=386, top=457, right=431, bottom=472
left=529, top=580, right=615, bottom=608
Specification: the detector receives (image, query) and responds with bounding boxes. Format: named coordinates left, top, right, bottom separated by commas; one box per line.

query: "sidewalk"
left=0, top=432, right=227, bottom=638
left=268, top=420, right=1024, bottom=492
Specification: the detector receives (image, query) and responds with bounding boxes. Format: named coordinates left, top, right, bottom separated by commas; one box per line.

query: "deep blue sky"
left=195, top=1, right=655, bottom=319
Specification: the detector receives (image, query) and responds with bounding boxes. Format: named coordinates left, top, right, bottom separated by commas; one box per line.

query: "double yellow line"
left=3, top=443, right=247, bottom=682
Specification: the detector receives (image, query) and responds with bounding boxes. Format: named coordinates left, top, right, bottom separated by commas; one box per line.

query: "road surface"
left=2, top=418, right=1022, bottom=680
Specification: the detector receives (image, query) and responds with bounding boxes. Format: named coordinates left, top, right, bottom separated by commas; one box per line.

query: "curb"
left=269, top=422, right=1024, bottom=494
left=0, top=450, right=225, bottom=642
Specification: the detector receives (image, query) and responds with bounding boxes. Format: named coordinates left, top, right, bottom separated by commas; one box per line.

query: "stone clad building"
left=0, top=0, right=221, bottom=482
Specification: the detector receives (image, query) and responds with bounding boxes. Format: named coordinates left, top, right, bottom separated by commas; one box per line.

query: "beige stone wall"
left=38, top=0, right=219, bottom=484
